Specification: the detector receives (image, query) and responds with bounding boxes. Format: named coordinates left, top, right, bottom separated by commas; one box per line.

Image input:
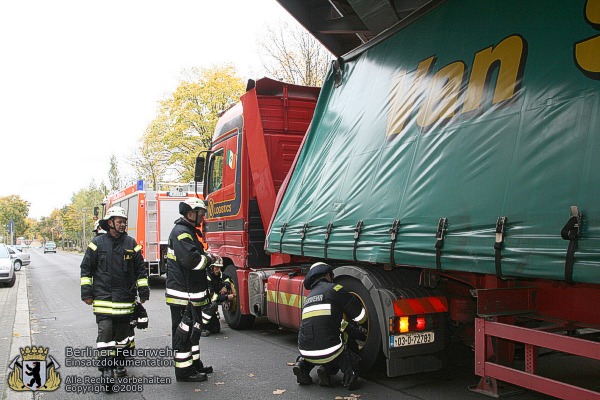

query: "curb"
left=4, top=271, right=32, bottom=400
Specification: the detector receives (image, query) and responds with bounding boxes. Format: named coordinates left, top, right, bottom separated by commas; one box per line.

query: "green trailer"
left=267, top=0, right=600, bottom=285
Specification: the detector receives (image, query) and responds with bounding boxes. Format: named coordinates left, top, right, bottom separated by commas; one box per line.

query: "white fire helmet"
left=179, top=198, right=207, bottom=215
left=104, top=206, right=127, bottom=220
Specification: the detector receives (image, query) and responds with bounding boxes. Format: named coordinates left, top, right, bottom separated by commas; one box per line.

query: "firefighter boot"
left=101, top=368, right=115, bottom=393
left=176, top=372, right=208, bottom=382
left=293, top=359, right=313, bottom=385
left=316, top=366, right=332, bottom=387
left=196, top=360, right=213, bottom=374
left=342, top=368, right=360, bottom=391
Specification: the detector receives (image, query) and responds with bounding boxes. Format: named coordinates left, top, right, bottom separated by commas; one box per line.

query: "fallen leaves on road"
left=215, top=382, right=225, bottom=385
left=248, top=373, right=255, bottom=377
left=286, top=362, right=295, bottom=366
left=273, top=389, right=286, bottom=395
left=335, top=395, right=361, bottom=400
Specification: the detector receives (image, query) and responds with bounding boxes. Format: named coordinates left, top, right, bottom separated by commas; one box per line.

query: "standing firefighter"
left=80, top=206, right=149, bottom=382
left=293, top=262, right=367, bottom=390
left=166, top=197, right=215, bottom=382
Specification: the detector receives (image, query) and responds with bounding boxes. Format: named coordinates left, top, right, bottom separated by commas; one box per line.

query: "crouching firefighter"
left=201, top=259, right=235, bottom=337
left=166, top=198, right=216, bottom=382
left=80, top=206, right=149, bottom=383
left=293, top=262, right=367, bottom=390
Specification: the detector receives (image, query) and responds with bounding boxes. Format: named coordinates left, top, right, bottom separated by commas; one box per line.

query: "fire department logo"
left=7, top=346, right=61, bottom=392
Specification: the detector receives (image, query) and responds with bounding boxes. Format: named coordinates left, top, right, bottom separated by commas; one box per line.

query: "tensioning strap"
left=389, top=219, right=400, bottom=267
left=494, top=217, right=507, bottom=277
left=279, top=223, right=287, bottom=254
left=300, top=223, right=309, bottom=256
left=324, top=222, right=333, bottom=259
left=561, top=206, right=582, bottom=284
left=353, top=220, right=363, bottom=262
left=435, top=218, right=448, bottom=270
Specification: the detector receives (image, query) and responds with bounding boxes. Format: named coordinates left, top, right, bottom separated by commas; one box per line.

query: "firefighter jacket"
left=298, top=279, right=367, bottom=364
left=80, top=232, right=149, bottom=316
left=207, top=270, right=232, bottom=303
left=165, top=217, right=211, bottom=307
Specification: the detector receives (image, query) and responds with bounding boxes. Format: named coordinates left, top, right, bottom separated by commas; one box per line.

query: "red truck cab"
left=199, top=78, right=320, bottom=328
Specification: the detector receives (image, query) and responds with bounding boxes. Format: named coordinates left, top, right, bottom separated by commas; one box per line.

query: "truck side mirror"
left=93, top=206, right=99, bottom=217
left=194, top=157, right=205, bottom=183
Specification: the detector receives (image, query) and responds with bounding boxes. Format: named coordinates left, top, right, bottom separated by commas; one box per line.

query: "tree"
left=258, top=20, right=332, bottom=87
left=130, top=114, right=174, bottom=189
left=108, top=154, right=123, bottom=191
left=0, top=195, right=30, bottom=243
left=157, top=65, right=246, bottom=182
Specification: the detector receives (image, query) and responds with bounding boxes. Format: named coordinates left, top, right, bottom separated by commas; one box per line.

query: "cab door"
left=205, top=131, right=242, bottom=247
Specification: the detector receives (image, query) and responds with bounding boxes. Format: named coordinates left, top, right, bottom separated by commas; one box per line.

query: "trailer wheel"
left=335, top=276, right=383, bottom=373
left=222, top=264, right=255, bottom=330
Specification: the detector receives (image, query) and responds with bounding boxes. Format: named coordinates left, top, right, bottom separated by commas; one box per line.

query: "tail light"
left=388, top=296, right=448, bottom=335
left=389, top=314, right=438, bottom=334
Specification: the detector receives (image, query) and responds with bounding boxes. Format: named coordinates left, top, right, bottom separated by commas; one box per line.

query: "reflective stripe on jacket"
left=298, top=280, right=366, bottom=364
left=80, top=233, right=147, bottom=315
left=165, top=217, right=210, bottom=307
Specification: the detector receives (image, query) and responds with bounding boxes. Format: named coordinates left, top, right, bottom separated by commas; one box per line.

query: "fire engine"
left=102, top=180, right=203, bottom=276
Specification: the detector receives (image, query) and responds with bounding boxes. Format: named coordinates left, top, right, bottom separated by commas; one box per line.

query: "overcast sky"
left=0, top=0, right=295, bottom=219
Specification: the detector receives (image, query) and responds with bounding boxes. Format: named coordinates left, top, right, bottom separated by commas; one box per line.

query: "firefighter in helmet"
left=92, top=219, right=107, bottom=236
left=293, top=262, right=367, bottom=390
left=201, top=258, right=235, bottom=336
left=166, top=197, right=216, bottom=382
left=80, top=206, right=149, bottom=384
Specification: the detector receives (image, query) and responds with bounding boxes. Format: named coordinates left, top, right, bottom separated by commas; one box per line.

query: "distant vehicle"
left=44, top=241, right=57, bottom=253
left=0, top=244, right=16, bottom=287
left=7, top=246, right=30, bottom=271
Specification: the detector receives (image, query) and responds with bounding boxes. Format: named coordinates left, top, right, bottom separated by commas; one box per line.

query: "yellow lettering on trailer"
left=387, top=56, right=435, bottom=137
left=463, top=35, right=526, bottom=113
left=386, top=35, right=526, bottom=138
left=575, top=0, right=600, bottom=79
left=417, top=61, right=465, bottom=128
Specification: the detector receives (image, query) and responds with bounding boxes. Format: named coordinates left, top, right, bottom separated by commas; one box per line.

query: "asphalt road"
left=11, top=247, right=571, bottom=400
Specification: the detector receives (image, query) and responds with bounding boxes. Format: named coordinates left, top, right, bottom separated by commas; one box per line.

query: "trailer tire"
left=222, top=264, right=255, bottom=330
left=335, top=276, right=383, bottom=373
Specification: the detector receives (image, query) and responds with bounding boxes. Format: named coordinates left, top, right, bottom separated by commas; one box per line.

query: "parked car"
left=0, top=244, right=16, bottom=287
left=44, top=241, right=57, bottom=253
left=7, top=246, right=30, bottom=271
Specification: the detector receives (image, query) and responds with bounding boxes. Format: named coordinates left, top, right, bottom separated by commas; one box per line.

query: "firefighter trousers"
left=170, top=305, right=206, bottom=378
left=298, top=347, right=360, bottom=388
left=96, top=315, right=133, bottom=371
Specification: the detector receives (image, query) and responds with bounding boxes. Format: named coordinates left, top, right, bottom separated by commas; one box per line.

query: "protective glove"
left=138, top=286, right=150, bottom=303
left=135, top=303, right=149, bottom=330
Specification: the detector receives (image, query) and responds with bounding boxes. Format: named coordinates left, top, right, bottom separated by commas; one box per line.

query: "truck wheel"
left=335, top=276, right=383, bottom=373
left=222, top=264, right=255, bottom=330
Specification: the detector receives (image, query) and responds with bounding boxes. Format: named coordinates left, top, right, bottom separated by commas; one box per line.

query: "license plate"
left=390, top=331, right=435, bottom=348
